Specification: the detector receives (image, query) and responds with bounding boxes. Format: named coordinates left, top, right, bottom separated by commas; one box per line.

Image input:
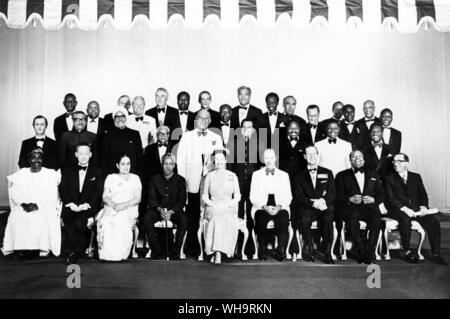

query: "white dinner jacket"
left=249, top=167, right=292, bottom=219
left=127, top=114, right=157, bottom=148
left=176, top=128, right=223, bottom=193
left=315, top=137, right=352, bottom=176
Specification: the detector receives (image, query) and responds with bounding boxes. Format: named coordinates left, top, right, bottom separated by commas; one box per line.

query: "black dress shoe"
left=65, top=253, right=79, bottom=265
left=324, top=253, right=334, bottom=265
left=404, top=251, right=419, bottom=264
left=170, top=252, right=181, bottom=261
left=258, top=248, right=267, bottom=261
left=303, top=250, right=315, bottom=262
left=151, top=252, right=163, bottom=260
left=275, top=252, right=286, bottom=262
left=15, top=251, right=27, bottom=261
left=363, top=252, right=373, bottom=265
left=431, top=254, right=447, bottom=265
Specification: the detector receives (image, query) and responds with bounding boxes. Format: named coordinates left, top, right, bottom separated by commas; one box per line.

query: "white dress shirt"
left=66, top=115, right=73, bottom=132
left=354, top=170, right=365, bottom=193
left=238, top=105, right=250, bottom=126
left=364, top=117, right=376, bottom=129
left=158, top=144, right=167, bottom=162
left=269, top=113, right=278, bottom=134
left=157, top=106, right=167, bottom=126
left=382, top=127, right=391, bottom=144
left=345, top=121, right=355, bottom=134
left=373, top=142, right=383, bottom=159
left=315, top=137, right=352, bottom=176
left=179, top=112, right=189, bottom=133
left=309, top=124, right=318, bottom=144
left=35, top=135, right=45, bottom=148
left=308, top=167, right=318, bottom=189
left=87, top=117, right=99, bottom=134
left=78, top=166, right=88, bottom=193
left=127, top=114, right=157, bottom=148
left=221, top=122, right=230, bottom=145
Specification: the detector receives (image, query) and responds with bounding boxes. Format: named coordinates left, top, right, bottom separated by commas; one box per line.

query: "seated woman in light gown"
left=201, top=151, right=241, bottom=264
left=96, top=153, right=142, bottom=261
left=2, top=148, right=61, bottom=260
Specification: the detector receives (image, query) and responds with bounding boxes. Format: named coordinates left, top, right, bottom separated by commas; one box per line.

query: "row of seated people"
left=3, top=141, right=446, bottom=266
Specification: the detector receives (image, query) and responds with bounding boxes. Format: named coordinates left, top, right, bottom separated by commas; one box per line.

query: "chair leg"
left=375, top=230, right=382, bottom=260
left=132, top=226, right=139, bottom=259
left=294, top=229, right=301, bottom=261
left=252, top=229, right=258, bottom=260
left=417, top=228, right=425, bottom=260
left=286, top=225, right=293, bottom=260
left=330, top=222, right=337, bottom=261
left=241, top=228, right=249, bottom=261
left=384, top=228, right=391, bottom=260
left=197, top=224, right=204, bottom=261
left=180, top=231, right=187, bottom=260
left=86, top=228, right=95, bottom=258
left=340, top=222, right=347, bottom=261
left=144, top=233, right=152, bottom=259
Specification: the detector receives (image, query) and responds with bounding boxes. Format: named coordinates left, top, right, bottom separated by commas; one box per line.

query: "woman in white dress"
left=2, top=148, right=61, bottom=259
left=202, top=151, right=241, bottom=264
left=96, top=154, right=141, bottom=261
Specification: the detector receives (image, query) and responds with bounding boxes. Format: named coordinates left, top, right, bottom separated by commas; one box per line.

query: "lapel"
left=80, top=166, right=92, bottom=194
left=362, top=169, right=370, bottom=194
left=304, top=169, right=315, bottom=191
left=349, top=170, right=362, bottom=195
left=275, top=113, right=283, bottom=128
left=73, top=167, right=80, bottom=195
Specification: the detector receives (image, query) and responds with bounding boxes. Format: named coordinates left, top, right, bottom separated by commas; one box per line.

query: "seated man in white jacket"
left=250, top=149, right=292, bottom=262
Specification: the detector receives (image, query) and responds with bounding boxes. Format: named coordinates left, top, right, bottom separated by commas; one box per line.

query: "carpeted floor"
left=1, top=212, right=449, bottom=299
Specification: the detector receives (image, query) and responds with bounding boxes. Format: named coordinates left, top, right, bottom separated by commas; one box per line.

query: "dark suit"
left=59, top=130, right=98, bottom=168
left=256, top=112, right=288, bottom=148
left=18, top=136, right=58, bottom=169
left=194, top=108, right=220, bottom=129
left=53, top=113, right=71, bottom=142
left=383, top=172, right=441, bottom=254
left=355, top=117, right=382, bottom=148
left=362, top=143, right=394, bottom=178
left=301, top=123, right=327, bottom=146
left=172, top=111, right=195, bottom=137
left=102, top=127, right=143, bottom=176
left=145, top=105, right=179, bottom=133
left=103, top=113, right=114, bottom=133
left=60, top=165, right=104, bottom=257
left=292, top=167, right=335, bottom=250
left=230, top=105, right=262, bottom=129
left=384, top=127, right=402, bottom=154
left=339, top=121, right=362, bottom=149
left=278, top=135, right=307, bottom=181
left=335, top=167, right=383, bottom=255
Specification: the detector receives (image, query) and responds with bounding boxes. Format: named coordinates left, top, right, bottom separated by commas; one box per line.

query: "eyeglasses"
left=73, top=117, right=86, bottom=122
left=392, top=160, right=407, bottom=164
left=114, top=116, right=126, bottom=121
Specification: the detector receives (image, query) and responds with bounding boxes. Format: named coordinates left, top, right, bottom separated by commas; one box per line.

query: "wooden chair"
left=144, top=220, right=187, bottom=260
left=340, top=221, right=383, bottom=261
left=251, top=220, right=294, bottom=261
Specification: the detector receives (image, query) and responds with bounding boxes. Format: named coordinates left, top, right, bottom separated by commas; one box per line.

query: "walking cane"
left=164, top=208, right=169, bottom=261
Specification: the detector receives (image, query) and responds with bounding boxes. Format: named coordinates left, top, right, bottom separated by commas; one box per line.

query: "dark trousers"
left=186, top=191, right=201, bottom=255
left=340, top=205, right=381, bottom=254
left=388, top=209, right=441, bottom=255
left=254, top=209, right=289, bottom=253
left=292, top=207, right=334, bottom=250
left=62, top=209, right=89, bottom=257
left=142, top=209, right=188, bottom=255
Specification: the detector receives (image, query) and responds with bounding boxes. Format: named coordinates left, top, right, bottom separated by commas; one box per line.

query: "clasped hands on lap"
left=157, top=207, right=175, bottom=221
left=349, top=195, right=375, bottom=205
left=21, top=203, right=39, bottom=212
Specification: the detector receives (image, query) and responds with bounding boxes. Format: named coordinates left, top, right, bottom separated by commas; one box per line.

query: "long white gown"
left=96, top=173, right=141, bottom=261
left=2, top=168, right=61, bottom=256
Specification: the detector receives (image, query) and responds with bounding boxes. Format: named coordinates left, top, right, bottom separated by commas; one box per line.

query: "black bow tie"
left=197, top=131, right=207, bottom=137
left=353, top=167, right=364, bottom=174
left=221, top=122, right=229, bottom=127
left=265, top=168, right=275, bottom=175
left=238, top=106, right=248, bottom=110
left=383, top=126, right=391, bottom=129
left=158, top=142, right=168, bottom=147
left=90, top=119, right=96, bottom=123
left=365, top=118, right=375, bottom=123
left=308, top=123, right=317, bottom=129
left=65, top=112, right=72, bottom=118
left=78, top=165, right=87, bottom=171
left=346, top=121, right=355, bottom=125
left=289, top=136, right=299, bottom=142
left=328, top=138, right=337, bottom=144
left=373, top=142, right=383, bottom=148
left=35, top=137, right=45, bottom=141
left=157, top=108, right=165, bottom=113
left=135, top=116, right=143, bottom=122
left=308, top=167, right=318, bottom=173
left=269, top=111, right=277, bottom=116
left=179, top=111, right=188, bottom=115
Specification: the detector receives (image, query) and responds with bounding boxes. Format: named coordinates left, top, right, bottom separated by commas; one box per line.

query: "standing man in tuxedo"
left=176, top=110, right=223, bottom=255
left=250, top=149, right=292, bottom=262
left=143, top=153, right=188, bottom=260
left=256, top=92, right=288, bottom=149
left=355, top=100, right=381, bottom=147
left=315, top=120, right=352, bottom=176
left=59, top=111, right=98, bottom=169
left=195, top=91, right=220, bottom=129
left=18, top=115, right=58, bottom=169
left=173, top=91, right=195, bottom=138
left=319, top=101, right=344, bottom=132
left=301, top=105, right=326, bottom=146
left=219, top=104, right=232, bottom=147
left=281, top=95, right=306, bottom=127
left=339, top=104, right=362, bottom=149
left=102, top=109, right=143, bottom=176
left=230, top=86, right=262, bottom=129
left=380, top=108, right=402, bottom=154
left=292, top=146, right=336, bottom=264
left=362, top=124, right=394, bottom=179
left=383, top=153, right=446, bottom=264
left=104, top=95, right=132, bottom=132
left=278, top=120, right=307, bottom=181
left=145, top=88, right=179, bottom=133
left=127, top=96, right=157, bottom=149
left=53, top=93, right=77, bottom=142
left=335, top=150, right=383, bottom=264
left=86, top=101, right=105, bottom=136
left=60, top=143, right=103, bottom=264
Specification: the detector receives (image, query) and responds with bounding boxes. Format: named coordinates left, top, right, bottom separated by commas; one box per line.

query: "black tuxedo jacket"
left=384, top=127, right=402, bottom=154
left=18, top=136, right=59, bottom=169
left=230, top=105, right=262, bottom=129
left=335, top=167, right=385, bottom=208
left=194, top=108, right=220, bottom=129
left=301, top=123, right=327, bottom=146
left=53, top=113, right=70, bottom=141
left=143, top=141, right=175, bottom=185
left=103, top=113, right=114, bottom=133
left=256, top=112, right=289, bottom=148
left=59, top=130, right=99, bottom=168
left=278, top=135, right=308, bottom=180
left=383, top=171, right=428, bottom=212
left=59, top=165, right=104, bottom=217
left=355, top=117, right=382, bottom=147
left=362, top=144, right=394, bottom=178
left=91, top=117, right=107, bottom=136
left=293, top=166, right=336, bottom=210
left=145, top=105, right=179, bottom=133
left=172, top=110, right=195, bottom=136
left=339, top=121, right=362, bottom=149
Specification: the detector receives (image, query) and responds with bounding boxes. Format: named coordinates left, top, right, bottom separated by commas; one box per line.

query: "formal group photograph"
left=1, top=0, right=450, bottom=303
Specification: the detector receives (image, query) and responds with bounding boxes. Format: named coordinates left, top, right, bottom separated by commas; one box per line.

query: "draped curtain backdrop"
left=0, top=19, right=449, bottom=212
